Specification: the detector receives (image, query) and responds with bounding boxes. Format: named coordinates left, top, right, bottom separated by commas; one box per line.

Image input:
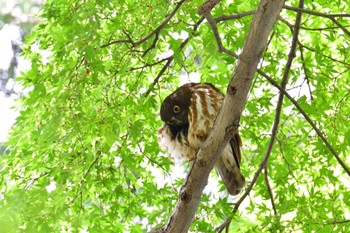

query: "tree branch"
left=217, top=0, right=304, bottom=229
left=264, top=164, right=277, bottom=215
left=298, top=43, right=314, bottom=100
left=205, top=13, right=223, bottom=48
left=100, top=0, right=186, bottom=49
left=329, top=17, right=350, bottom=36
left=284, top=5, right=350, bottom=18
left=204, top=13, right=237, bottom=57
left=257, top=11, right=350, bottom=177
left=301, top=44, right=350, bottom=68
left=144, top=58, right=173, bottom=97
left=283, top=5, right=350, bottom=35
left=279, top=16, right=350, bottom=68
left=215, top=10, right=256, bottom=23
left=207, top=0, right=350, bottom=180
left=259, top=70, right=350, bottom=178
left=143, top=17, right=205, bottom=97
left=198, top=0, right=222, bottom=15
left=284, top=5, right=350, bottom=36
left=149, top=0, right=284, bottom=232
left=128, top=57, right=172, bottom=72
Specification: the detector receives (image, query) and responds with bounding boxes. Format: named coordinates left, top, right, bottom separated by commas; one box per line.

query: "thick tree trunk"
left=150, top=0, right=284, bottom=232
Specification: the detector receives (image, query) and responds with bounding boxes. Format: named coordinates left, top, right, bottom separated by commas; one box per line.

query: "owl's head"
left=160, top=83, right=193, bottom=127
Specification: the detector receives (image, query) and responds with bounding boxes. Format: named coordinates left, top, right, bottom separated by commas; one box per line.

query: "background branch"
left=206, top=0, right=350, bottom=180
left=100, top=0, right=186, bottom=49
left=264, top=164, right=277, bottom=215
left=284, top=5, right=350, bottom=36
left=284, top=5, right=350, bottom=18
left=279, top=16, right=350, bottom=68
left=205, top=13, right=237, bottom=57
left=330, top=17, right=350, bottom=36
left=259, top=70, right=350, bottom=177
left=214, top=10, right=256, bottom=22
left=298, top=43, right=314, bottom=100
left=143, top=17, right=205, bottom=97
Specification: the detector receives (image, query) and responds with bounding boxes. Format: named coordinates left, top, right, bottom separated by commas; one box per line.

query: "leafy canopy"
left=0, top=0, right=349, bottom=232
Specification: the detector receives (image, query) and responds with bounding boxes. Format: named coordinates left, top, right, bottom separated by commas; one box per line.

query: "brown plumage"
left=157, top=83, right=245, bottom=195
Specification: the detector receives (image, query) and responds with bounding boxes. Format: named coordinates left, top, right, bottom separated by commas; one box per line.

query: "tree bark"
left=150, top=0, right=284, bottom=232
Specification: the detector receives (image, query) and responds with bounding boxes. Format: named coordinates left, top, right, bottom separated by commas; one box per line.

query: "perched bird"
left=157, top=83, right=245, bottom=195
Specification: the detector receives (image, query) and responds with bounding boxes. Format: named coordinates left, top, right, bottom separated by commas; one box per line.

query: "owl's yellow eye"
left=173, top=105, right=180, bottom=113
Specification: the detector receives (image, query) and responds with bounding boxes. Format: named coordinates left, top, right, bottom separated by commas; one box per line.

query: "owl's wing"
left=229, top=134, right=242, bottom=167
left=187, top=83, right=224, bottom=149
left=214, top=134, right=245, bottom=195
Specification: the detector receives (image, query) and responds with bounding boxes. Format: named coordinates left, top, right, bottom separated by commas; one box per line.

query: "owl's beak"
left=167, top=116, right=183, bottom=126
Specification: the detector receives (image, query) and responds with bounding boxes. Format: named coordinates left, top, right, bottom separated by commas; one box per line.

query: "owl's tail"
left=214, top=145, right=245, bottom=195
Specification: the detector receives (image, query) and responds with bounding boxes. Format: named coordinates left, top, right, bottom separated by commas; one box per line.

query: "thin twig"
left=100, top=39, right=131, bottom=48
left=258, top=70, right=350, bottom=178
left=128, top=57, right=172, bottom=72
left=279, top=16, right=350, bottom=68
left=326, top=219, right=350, bottom=225
left=100, top=0, right=186, bottom=48
left=298, top=44, right=314, bottom=100
left=285, top=5, right=350, bottom=35
left=215, top=10, right=256, bottom=22
left=143, top=32, right=160, bottom=57
left=301, top=43, right=350, bottom=68
left=284, top=5, right=350, bottom=18
left=284, top=6, right=350, bottom=36
left=143, top=16, right=205, bottom=97
left=215, top=218, right=230, bottom=232
left=299, top=25, right=343, bottom=31
left=68, top=154, right=101, bottom=205
left=24, top=172, right=50, bottom=190
left=264, top=164, right=277, bottom=215
left=330, top=17, right=350, bottom=36
left=145, top=58, right=173, bottom=97
left=280, top=15, right=314, bottom=101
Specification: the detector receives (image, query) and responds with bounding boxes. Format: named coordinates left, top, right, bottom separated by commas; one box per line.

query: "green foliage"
left=1, top=0, right=349, bottom=232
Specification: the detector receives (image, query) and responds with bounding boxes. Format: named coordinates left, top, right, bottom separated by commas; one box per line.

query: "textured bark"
left=149, top=0, right=284, bottom=232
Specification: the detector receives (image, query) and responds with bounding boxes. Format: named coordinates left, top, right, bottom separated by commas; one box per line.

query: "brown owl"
left=157, top=83, right=245, bottom=195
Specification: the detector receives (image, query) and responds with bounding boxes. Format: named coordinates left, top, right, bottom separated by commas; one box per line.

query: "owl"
left=157, top=83, right=245, bottom=195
